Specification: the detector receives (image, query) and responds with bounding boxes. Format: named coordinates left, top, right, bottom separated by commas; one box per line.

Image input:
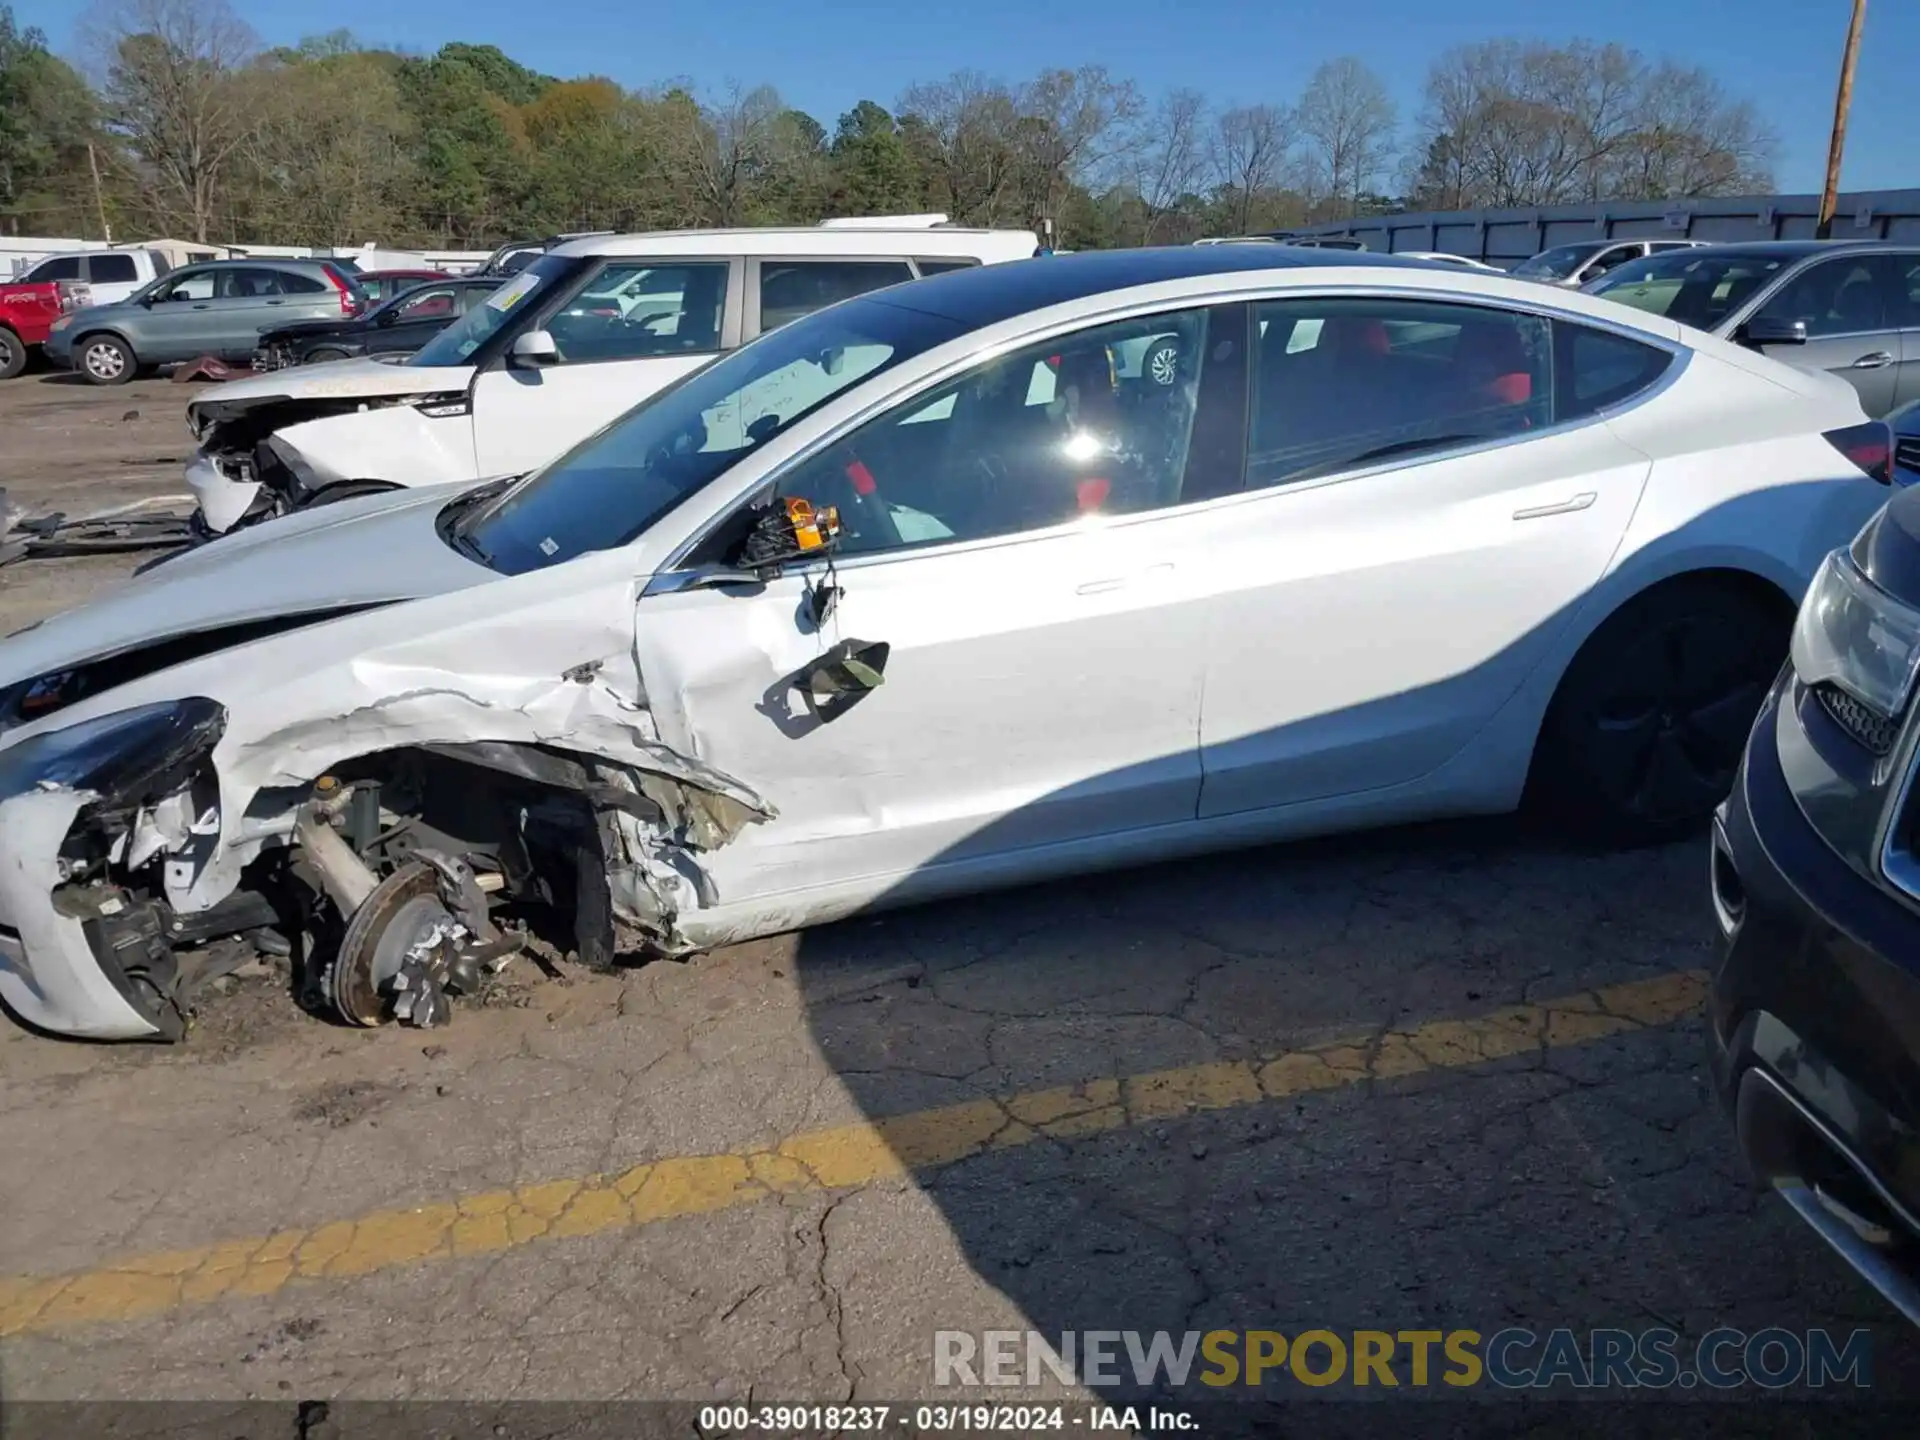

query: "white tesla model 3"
left=0, top=246, right=1895, bottom=1040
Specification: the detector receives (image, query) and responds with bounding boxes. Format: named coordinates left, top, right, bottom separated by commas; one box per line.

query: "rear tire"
left=1528, top=578, right=1791, bottom=846
left=77, top=333, right=135, bottom=385
left=0, top=327, right=25, bottom=380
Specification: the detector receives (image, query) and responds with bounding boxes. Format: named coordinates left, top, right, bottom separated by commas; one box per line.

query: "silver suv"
left=45, top=259, right=368, bottom=385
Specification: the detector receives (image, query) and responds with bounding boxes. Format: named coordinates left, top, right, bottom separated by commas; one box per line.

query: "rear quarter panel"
left=1434, top=336, right=1889, bottom=811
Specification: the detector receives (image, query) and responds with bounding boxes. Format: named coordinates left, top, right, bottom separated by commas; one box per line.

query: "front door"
left=468, top=258, right=742, bottom=478
left=632, top=304, right=1246, bottom=905
left=1746, top=254, right=1909, bottom=417
left=1198, top=295, right=1662, bottom=817
left=144, top=267, right=223, bottom=361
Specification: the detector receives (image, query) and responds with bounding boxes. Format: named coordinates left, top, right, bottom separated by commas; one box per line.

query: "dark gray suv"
left=44, top=259, right=368, bottom=385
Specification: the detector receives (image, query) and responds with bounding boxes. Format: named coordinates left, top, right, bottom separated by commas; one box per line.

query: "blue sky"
left=18, top=0, right=1911, bottom=196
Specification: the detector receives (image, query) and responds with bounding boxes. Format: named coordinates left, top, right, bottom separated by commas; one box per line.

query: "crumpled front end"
left=0, top=701, right=230, bottom=1038
left=186, top=380, right=476, bottom=537
left=0, top=582, right=774, bottom=1042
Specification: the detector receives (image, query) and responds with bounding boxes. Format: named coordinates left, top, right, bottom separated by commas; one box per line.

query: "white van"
left=183, top=218, right=1041, bottom=535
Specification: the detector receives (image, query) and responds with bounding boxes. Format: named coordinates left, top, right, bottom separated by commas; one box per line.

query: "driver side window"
left=768, top=308, right=1219, bottom=559
left=159, top=269, right=215, bottom=301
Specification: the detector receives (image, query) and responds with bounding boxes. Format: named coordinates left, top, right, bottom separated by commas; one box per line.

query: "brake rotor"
left=325, top=862, right=460, bottom=1028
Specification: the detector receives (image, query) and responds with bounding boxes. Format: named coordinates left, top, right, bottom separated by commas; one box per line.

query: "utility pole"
left=1817, top=0, right=1868, bottom=239
left=86, top=142, right=113, bottom=245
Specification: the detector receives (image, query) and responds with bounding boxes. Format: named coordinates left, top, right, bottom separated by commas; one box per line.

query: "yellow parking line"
left=0, top=969, right=1704, bottom=1338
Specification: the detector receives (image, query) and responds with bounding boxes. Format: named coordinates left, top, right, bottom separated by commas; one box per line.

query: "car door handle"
left=265, top=299, right=285, bottom=306
left=1076, top=562, right=1174, bottom=595
left=1851, top=352, right=1895, bottom=370
left=191, top=303, right=211, bottom=310
left=1513, top=491, right=1597, bottom=521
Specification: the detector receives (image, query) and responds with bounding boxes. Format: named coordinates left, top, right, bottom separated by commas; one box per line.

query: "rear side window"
left=1554, top=325, right=1673, bottom=421
left=546, top=260, right=730, bottom=362
left=757, top=259, right=915, bottom=331
left=85, top=253, right=138, bottom=284
left=219, top=268, right=288, bottom=298
left=1248, top=297, right=1551, bottom=490
left=913, top=258, right=978, bottom=276
left=280, top=270, right=328, bottom=294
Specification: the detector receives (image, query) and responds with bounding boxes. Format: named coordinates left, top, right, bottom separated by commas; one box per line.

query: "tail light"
left=323, top=267, right=361, bottom=317
left=1824, top=421, right=1893, bottom=486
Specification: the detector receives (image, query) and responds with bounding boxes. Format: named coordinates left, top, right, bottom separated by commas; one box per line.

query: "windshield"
left=1512, top=243, right=1607, bottom=279
left=457, top=296, right=964, bottom=575
left=1586, top=252, right=1790, bottom=332
left=408, top=257, right=561, bottom=367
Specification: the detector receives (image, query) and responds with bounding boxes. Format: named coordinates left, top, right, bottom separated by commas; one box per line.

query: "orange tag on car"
left=786, top=497, right=841, bottom=551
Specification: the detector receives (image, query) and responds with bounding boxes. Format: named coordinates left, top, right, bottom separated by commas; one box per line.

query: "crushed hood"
left=0, top=483, right=493, bottom=690
left=187, top=355, right=475, bottom=427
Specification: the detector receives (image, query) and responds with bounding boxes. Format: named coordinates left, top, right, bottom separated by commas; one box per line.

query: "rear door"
left=209, top=266, right=305, bottom=357
left=468, top=257, right=742, bottom=477
left=1197, top=295, right=1664, bottom=817
left=1745, top=254, right=1907, bottom=417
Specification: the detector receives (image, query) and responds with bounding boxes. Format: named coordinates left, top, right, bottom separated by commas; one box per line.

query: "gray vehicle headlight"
left=1790, top=548, right=1920, bottom=721
left=0, top=699, right=226, bottom=806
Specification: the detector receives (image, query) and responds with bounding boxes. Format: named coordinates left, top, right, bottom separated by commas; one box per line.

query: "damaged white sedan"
left=0, top=246, right=1894, bottom=1040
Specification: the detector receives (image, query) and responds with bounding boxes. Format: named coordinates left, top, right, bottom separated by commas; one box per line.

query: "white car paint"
left=0, top=251, right=1889, bottom=1040
left=183, top=221, right=1039, bottom=535
left=1397, top=252, right=1501, bottom=271
left=15, top=248, right=167, bottom=305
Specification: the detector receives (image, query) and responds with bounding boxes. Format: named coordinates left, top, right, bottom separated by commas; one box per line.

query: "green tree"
left=829, top=100, right=923, bottom=216
left=0, top=6, right=102, bottom=236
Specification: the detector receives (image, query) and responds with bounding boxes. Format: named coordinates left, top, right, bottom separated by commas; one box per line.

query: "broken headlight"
left=0, top=699, right=226, bottom=808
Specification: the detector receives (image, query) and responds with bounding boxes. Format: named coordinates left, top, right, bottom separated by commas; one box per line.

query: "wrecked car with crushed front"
left=0, top=246, right=1893, bottom=1042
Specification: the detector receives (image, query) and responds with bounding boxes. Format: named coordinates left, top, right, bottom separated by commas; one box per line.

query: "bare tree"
left=657, top=82, right=788, bottom=226
left=1296, top=56, right=1397, bottom=217
left=78, top=0, right=260, bottom=241
left=1406, top=40, right=1775, bottom=210
left=1012, top=65, right=1142, bottom=225
left=1212, top=103, right=1295, bottom=234
left=1130, top=88, right=1208, bottom=243
left=897, top=71, right=1021, bottom=223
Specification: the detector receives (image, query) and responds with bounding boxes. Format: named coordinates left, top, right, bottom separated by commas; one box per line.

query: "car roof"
left=548, top=225, right=1040, bottom=261
left=1663, top=239, right=1915, bottom=261
left=192, top=257, right=340, bottom=269
left=861, top=244, right=1419, bottom=330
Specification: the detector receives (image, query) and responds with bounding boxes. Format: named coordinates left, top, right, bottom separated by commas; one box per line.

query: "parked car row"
left=4, top=226, right=1920, bottom=1332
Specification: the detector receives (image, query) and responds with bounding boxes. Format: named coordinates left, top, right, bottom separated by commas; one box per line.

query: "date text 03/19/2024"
left=695, top=1404, right=1196, bottom=1432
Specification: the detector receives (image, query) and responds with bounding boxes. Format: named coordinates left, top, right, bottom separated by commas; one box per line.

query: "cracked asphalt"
left=2, top=378, right=1917, bottom=1431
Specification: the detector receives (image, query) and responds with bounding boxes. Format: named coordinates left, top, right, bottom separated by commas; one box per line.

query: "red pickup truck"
left=0, top=278, right=93, bottom=379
